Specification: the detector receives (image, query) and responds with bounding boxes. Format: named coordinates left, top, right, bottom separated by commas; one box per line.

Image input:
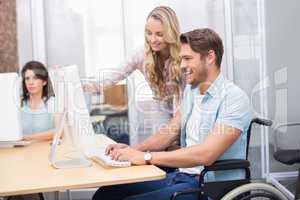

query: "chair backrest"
left=246, top=118, right=273, bottom=159
left=273, top=123, right=300, bottom=151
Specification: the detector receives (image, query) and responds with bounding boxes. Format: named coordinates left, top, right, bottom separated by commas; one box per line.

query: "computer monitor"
left=0, top=73, right=22, bottom=142
left=48, top=65, right=97, bottom=168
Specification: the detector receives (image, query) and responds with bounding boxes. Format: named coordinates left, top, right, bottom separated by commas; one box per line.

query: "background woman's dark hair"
left=21, top=61, right=54, bottom=104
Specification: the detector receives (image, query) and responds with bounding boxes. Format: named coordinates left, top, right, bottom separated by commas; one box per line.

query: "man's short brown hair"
left=180, top=28, right=224, bottom=67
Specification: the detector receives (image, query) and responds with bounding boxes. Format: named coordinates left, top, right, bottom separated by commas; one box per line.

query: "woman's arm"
left=23, top=129, right=54, bottom=141
left=85, top=49, right=144, bottom=92
left=23, top=113, right=62, bottom=141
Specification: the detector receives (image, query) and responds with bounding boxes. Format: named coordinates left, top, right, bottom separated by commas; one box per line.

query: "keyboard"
left=0, top=140, right=32, bottom=148
left=91, top=148, right=131, bottom=167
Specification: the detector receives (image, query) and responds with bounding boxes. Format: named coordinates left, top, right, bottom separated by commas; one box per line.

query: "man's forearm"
left=149, top=145, right=211, bottom=168
left=23, top=129, right=54, bottom=141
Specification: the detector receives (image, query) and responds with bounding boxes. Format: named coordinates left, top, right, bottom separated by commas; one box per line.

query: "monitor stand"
left=49, top=111, right=91, bottom=169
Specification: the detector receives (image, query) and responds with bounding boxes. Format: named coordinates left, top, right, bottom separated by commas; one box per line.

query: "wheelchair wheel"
left=221, top=183, right=288, bottom=200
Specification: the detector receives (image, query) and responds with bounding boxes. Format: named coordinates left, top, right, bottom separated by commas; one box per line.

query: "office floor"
left=44, top=189, right=95, bottom=200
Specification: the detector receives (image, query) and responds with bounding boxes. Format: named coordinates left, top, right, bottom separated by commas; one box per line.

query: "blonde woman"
left=86, top=6, right=182, bottom=139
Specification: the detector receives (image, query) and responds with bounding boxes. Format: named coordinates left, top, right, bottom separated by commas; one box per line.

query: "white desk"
left=0, top=134, right=165, bottom=197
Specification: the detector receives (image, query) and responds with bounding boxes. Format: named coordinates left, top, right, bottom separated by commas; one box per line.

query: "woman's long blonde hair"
left=144, top=6, right=181, bottom=98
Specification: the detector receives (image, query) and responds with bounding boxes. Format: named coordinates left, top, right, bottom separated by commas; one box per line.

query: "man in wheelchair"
left=92, top=28, right=252, bottom=200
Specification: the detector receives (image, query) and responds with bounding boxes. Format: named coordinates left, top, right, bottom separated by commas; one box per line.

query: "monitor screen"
left=49, top=65, right=97, bottom=156
left=0, top=73, right=22, bottom=141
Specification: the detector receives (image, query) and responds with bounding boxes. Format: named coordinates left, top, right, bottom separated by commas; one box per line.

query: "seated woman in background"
left=21, top=61, right=59, bottom=141
left=8, top=61, right=59, bottom=200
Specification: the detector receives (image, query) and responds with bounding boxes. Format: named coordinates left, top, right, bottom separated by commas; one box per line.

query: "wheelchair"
left=171, top=118, right=300, bottom=200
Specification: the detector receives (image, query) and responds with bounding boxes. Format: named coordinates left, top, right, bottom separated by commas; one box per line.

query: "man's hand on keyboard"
left=105, top=143, right=129, bottom=155
left=109, top=147, right=146, bottom=165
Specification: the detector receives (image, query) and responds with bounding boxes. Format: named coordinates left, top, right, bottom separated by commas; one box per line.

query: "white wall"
left=44, top=0, right=86, bottom=76
left=228, top=0, right=265, bottom=147
left=265, top=0, right=300, bottom=149
left=17, top=0, right=47, bottom=68
left=16, top=0, right=33, bottom=69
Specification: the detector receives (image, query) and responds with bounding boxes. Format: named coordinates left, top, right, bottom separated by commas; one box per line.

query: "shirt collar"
left=205, top=73, right=225, bottom=97
left=190, top=73, right=225, bottom=98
